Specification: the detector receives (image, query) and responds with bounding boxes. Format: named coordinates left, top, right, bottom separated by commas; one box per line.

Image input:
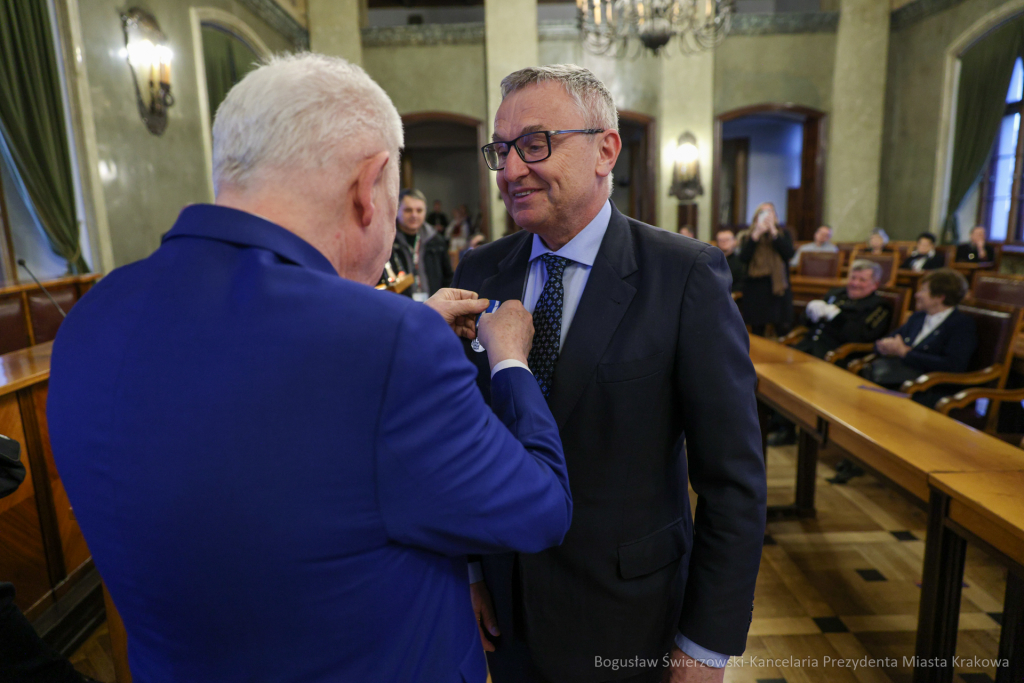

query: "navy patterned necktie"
left=528, top=254, right=570, bottom=398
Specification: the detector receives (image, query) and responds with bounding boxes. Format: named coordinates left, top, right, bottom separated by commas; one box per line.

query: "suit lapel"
left=549, top=206, right=638, bottom=429
left=479, top=232, right=532, bottom=304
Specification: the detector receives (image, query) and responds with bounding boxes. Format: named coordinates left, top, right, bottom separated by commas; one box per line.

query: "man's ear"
left=595, top=130, right=622, bottom=179
left=353, top=150, right=392, bottom=229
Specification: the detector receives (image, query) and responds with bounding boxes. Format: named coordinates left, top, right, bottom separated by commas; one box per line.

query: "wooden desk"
left=914, top=472, right=1024, bottom=683
left=0, top=342, right=103, bottom=654
left=749, top=336, right=813, bottom=365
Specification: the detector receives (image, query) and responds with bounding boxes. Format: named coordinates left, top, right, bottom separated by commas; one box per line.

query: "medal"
left=472, top=299, right=502, bottom=353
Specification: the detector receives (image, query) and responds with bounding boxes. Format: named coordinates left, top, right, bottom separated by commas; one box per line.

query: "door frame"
left=712, top=103, right=827, bottom=240
left=400, top=111, right=490, bottom=237
left=617, top=110, right=658, bottom=226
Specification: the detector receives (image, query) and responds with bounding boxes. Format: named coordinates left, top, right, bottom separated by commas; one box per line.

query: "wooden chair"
left=898, top=302, right=1023, bottom=431
left=848, top=249, right=897, bottom=287
left=972, top=272, right=1024, bottom=308
left=780, top=287, right=910, bottom=366
left=936, top=386, right=1024, bottom=446
left=796, top=251, right=840, bottom=278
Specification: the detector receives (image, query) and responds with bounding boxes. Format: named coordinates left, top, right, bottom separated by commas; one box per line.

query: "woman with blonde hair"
left=737, top=202, right=795, bottom=336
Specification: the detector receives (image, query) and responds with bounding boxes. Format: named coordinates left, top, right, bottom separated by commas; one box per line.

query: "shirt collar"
left=163, top=204, right=338, bottom=277
left=528, top=200, right=612, bottom=267
left=924, top=307, right=954, bottom=326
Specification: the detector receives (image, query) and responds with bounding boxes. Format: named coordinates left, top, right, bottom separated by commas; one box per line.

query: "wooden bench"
left=0, top=274, right=101, bottom=355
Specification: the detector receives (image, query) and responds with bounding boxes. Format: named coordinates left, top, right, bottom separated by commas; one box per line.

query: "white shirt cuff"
left=675, top=633, right=730, bottom=669
left=490, top=359, right=531, bottom=378
left=468, top=561, right=484, bottom=584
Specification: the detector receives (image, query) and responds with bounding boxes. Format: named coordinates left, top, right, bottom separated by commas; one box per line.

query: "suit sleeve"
left=674, top=247, right=767, bottom=655
left=375, top=304, right=572, bottom=556
left=903, top=315, right=977, bottom=373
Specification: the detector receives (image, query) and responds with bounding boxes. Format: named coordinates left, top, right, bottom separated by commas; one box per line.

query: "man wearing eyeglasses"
left=453, top=65, right=766, bottom=683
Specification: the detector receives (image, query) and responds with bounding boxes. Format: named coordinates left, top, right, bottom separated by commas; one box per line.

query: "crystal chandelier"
left=577, top=0, right=734, bottom=58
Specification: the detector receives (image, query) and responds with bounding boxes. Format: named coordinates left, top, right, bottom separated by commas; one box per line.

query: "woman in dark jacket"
left=738, top=202, right=795, bottom=336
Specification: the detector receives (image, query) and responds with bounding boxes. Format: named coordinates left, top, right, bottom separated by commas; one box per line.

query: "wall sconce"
left=669, top=132, right=703, bottom=202
left=120, top=8, right=175, bottom=135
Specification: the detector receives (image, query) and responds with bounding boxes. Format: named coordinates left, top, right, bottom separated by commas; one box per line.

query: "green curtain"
left=202, top=26, right=260, bottom=126
left=943, top=16, right=1024, bottom=243
left=0, top=0, right=87, bottom=274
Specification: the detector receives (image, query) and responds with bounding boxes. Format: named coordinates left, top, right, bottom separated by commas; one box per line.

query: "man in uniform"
left=770, top=260, right=892, bottom=451
left=793, top=259, right=891, bottom=360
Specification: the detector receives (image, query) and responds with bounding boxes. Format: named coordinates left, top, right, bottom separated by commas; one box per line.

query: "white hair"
left=212, top=52, right=403, bottom=194
left=500, top=64, right=619, bottom=132
left=850, top=259, right=883, bottom=284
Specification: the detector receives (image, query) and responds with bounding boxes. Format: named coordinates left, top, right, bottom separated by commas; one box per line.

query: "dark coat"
left=725, top=251, right=746, bottom=292
left=452, top=204, right=766, bottom=682
left=737, top=231, right=795, bottom=328
left=900, top=251, right=946, bottom=271
left=889, top=308, right=977, bottom=373
left=794, top=287, right=891, bottom=359
left=388, top=225, right=453, bottom=296
left=955, top=242, right=994, bottom=263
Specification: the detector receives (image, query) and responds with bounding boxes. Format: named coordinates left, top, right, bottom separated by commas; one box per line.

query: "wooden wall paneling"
left=0, top=292, right=31, bottom=355
left=0, top=392, right=53, bottom=613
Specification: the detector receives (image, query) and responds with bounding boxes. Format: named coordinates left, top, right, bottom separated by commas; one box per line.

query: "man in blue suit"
left=47, top=54, right=571, bottom=683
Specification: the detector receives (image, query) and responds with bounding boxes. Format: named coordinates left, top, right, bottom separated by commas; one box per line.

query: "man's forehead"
left=493, top=83, right=580, bottom=138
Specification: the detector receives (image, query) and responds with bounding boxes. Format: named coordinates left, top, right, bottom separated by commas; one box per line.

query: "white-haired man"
left=454, top=65, right=766, bottom=683
left=47, top=54, right=572, bottom=683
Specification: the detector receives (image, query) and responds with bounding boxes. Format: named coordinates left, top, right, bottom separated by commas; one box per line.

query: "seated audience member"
left=900, top=232, right=945, bottom=271
left=679, top=226, right=695, bottom=238
left=388, top=188, right=454, bottom=299
left=956, top=225, right=994, bottom=263
left=716, top=227, right=745, bottom=292
left=790, top=224, right=839, bottom=267
left=866, top=228, right=891, bottom=254
left=445, top=204, right=473, bottom=254
left=739, top=202, right=795, bottom=336
left=866, top=268, right=976, bottom=407
left=769, top=261, right=890, bottom=448
left=426, top=199, right=448, bottom=231
left=794, top=260, right=891, bottom=360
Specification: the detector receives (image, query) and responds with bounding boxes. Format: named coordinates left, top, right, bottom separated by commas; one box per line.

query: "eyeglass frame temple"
left=480, top=129, right=606, bottom=171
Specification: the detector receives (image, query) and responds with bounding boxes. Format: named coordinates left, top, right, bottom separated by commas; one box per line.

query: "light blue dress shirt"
left=472, top=199, right=729, bottom=669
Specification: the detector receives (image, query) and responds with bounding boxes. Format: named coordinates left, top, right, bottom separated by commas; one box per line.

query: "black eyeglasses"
left=481, top=129, right=605, bottom=171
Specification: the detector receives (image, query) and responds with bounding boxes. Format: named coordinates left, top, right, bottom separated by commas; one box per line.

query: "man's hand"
left=876, top=336, right=910, bottom=358
left=424, top=288, right=490, bottom=339
left=477, top=300, right=534, bottom=371
left=470, top=581, right=500, bottom=653
left=663, top=648, right=725, bottom=683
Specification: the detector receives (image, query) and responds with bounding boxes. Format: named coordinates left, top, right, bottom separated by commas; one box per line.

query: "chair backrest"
left=797, top=250, right=840, bottom=278
left=972, top=273, right=1024, bottom=308
left=875, top=287, right=911, bottom=335
left=957, top=301, right=1022, bottom=379
left=849, top=249, right=897, bottom=288
left=28, top=285, right=79, bottom=344
left=0, top=293, right=30, bottom=355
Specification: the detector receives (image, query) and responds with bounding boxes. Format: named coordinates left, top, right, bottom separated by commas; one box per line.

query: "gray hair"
left=500, top=64, right=619, bottom=132
left=212, top=53, right=403, bottom=194
left=850, top=259, right=883, bottom=284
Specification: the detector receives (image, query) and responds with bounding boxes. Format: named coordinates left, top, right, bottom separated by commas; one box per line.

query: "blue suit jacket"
left=891, top=308, right=977, bottom=373
left=47, top=205, right=571, bottom=683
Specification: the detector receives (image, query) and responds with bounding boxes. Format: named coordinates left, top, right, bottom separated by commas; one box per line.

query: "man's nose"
left=503, top=149, right=529, bottom=182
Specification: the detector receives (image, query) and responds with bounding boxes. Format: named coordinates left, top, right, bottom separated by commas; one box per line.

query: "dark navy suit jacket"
left=453, top=204, right=766, bottom=682
left=891, top=308, right=977, bottom=373
left=47, top=205, right=572, bottom=683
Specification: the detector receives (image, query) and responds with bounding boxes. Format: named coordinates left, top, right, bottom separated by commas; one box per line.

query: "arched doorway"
left=400, top=112, right=490, bottom=238
left=712, top=104, right=827, bottom=241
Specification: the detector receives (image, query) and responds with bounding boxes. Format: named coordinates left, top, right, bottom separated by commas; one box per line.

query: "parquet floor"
left=69, top=443, right=1008, bottom=683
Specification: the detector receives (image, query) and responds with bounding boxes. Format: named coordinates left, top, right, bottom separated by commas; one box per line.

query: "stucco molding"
left=730, top=12, right=839, bottom=35
left=891, top=0, right=967, bottom=31
left=930, top=0, right=1024, bottom=232
left=236, top=0, right=309, bottom=49
left=361, top=23, right=484, bottom=48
